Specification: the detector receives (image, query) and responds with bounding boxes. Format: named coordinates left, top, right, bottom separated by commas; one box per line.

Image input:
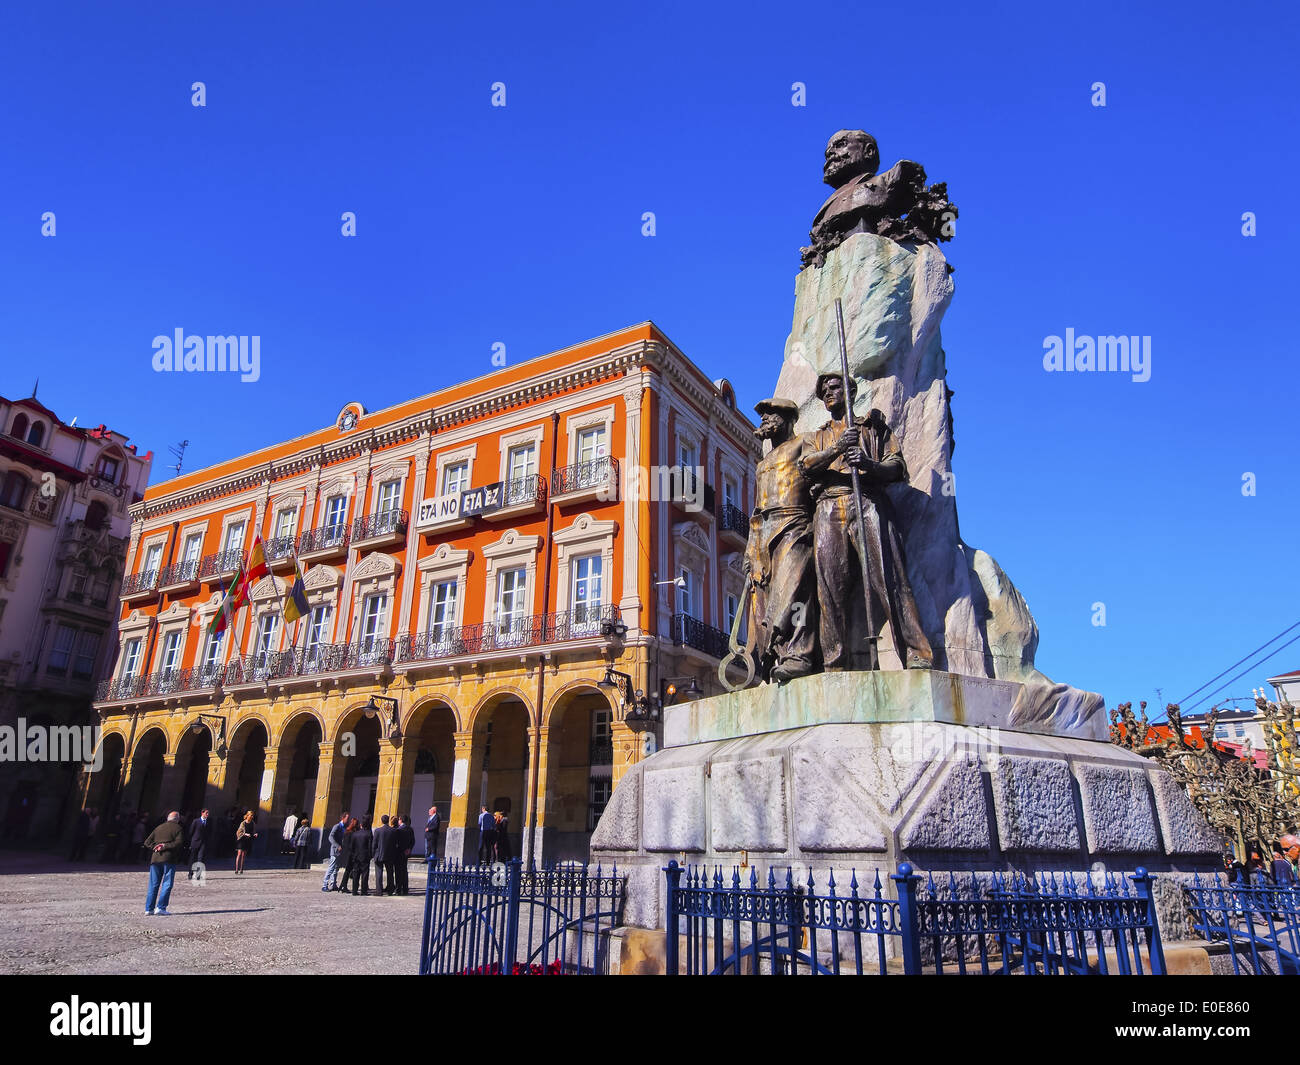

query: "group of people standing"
left=1225, top=837, right=1299, bottom=887
left=320, top=812, right=417, bottom=896
left=475, top=806, right=512, bottom=864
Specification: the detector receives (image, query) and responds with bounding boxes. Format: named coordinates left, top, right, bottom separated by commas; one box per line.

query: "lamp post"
left=190, top=713, right=228, bottom=760
left=363, top=694, right=401, bottom=740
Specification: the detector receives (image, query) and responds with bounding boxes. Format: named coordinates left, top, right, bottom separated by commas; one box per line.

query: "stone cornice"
left=130, top=337, right=757, bottom=522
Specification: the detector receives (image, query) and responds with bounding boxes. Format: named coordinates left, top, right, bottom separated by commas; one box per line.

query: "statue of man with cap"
left=799, top=373, right=934, bottom=671
left=744, top=397, right=818, bottom=682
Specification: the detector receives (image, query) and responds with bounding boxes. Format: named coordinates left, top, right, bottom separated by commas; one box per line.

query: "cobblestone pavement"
left=0, top=851, right=429, bottom=975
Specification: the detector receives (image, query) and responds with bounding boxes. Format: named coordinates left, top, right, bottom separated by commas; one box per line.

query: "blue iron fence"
left=1184, top=876, right=1300, bottom=975
left=419, top=859, right=624, bottom=975
left=664, top=861, right=1167, bottom=975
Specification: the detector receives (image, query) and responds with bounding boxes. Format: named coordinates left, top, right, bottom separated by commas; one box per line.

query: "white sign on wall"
left=416, top=495, right=461, bottom=529
left=259, top=768, right=273, bottom=803
left=451, top=757, right=468, bottom=797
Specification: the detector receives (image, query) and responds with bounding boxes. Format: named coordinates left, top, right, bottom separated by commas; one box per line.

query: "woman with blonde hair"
left=234, top=810, right=258, bottom=874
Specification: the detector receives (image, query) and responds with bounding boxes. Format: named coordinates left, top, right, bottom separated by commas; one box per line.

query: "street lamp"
left=190, top=713, right=228, bottom=759
left=597, top=666, right=659, bottom=723
left=363, top=694, right=401, bottom=739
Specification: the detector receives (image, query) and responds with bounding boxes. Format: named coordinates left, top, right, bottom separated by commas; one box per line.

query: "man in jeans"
left=476, top=806, right=496, bottom=865
left=321, top=810, right=350, bottom=892
left=142, top=811, right=185, bottom=916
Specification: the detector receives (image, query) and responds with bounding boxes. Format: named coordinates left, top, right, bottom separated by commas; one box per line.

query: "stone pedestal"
left=591, top=672, right=1224, bottom=936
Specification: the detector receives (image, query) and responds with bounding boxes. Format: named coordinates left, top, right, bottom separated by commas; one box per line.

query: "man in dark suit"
left=424, top=806, right=441, bottom=863
left=372, top=814, right=395, bottom=896
left=392, top=815, right=414, bottom=896
left=187, top=808, right=211, bottom=879
left=349, top=815, right=374, bottom=896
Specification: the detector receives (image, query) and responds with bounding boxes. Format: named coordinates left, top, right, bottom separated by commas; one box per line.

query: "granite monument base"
left=591, top=671, right=1225, bottom=942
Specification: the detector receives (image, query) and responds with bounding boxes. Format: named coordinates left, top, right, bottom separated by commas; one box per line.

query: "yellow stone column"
left=611, top=720, right=639, bottom=790
left=313, top=742, right=348, bottom=829
left=525, top=724, right=550, bottom=863
left=373, top=741, right=403, bottom=822
left=156, top=753, right=187, bottom=814
left=258, top=749, right=284, bottom=854
left=446, top=729, right=484, bottom=863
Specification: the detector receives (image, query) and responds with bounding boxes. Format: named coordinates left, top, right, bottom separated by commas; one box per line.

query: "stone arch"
left=126, top=727, right=169, bottom=820
left=395, top=696, right=459, bottom=853
left=401, top=693, right=463, bottom=736
left=542, top=679, right=617, bottom=724
left=272, top=706, right=327, bottom=749
left=467, top=686, right=536, bottom=734
left=541, top=682, right=617, bottom=862
left=86, top=731, right=127, bottom=819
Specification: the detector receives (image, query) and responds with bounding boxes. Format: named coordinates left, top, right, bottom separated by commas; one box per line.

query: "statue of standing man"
left=799, top=374, right=934, bottom=672
left=744, top=398, right=818, bottom=683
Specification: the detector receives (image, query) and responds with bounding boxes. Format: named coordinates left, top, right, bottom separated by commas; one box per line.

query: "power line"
left=1176, top=618, right=1300, bottom=706
left=1181, top=630, right=1300, bottom=714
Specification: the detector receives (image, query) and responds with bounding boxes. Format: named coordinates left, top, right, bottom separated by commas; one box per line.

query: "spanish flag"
left=283, top=559, right=310, bottom=624
left=245, top=534, right=269, bottom=584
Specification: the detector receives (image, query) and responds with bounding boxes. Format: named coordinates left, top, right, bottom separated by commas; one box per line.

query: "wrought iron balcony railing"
left=264, top=535, right=297, bottom=563
left=298, top=523, right=351, bottom=555
left=353, top=508, right=408, bottom=542
left=670, top=612, right=730, bottom=659
left=551, top=456, right=618, bottom=496
left=395, top=605, right=621, bottom=665
left=198, top=549, right=244, bottom=580
left=589, top=740, right=614, bottom=766
left=158, top=557, right=202, bottom=587
left=500, top=473, right=547, bottom=508
left=120, top=568, right=160, bottom=597
left=720, top=503, right=749, bottom=540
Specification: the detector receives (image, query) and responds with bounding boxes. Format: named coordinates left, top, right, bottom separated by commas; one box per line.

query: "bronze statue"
left=743, top=398, right=818, bottom=683
left=800, top=130, right=957, bottom=269
left=798, top=374, right=934, bottom=671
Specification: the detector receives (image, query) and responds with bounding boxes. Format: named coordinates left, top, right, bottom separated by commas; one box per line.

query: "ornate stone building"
left=0, top=394, right=151, bottom=841
left=89, top=324, right=757, bottom=862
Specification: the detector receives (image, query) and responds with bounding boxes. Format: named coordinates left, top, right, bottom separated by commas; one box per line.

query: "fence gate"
left=419, top=859, right=624, bottom=975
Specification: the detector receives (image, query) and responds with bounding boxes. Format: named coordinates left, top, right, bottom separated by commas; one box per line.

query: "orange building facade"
left=89, top=323, right=758, bottom=862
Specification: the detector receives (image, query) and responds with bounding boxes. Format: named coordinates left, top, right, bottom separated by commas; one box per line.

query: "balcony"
left=298, top=523, right=351, bottom=562
left=670, top=612, right=730, bottom=659
left=158, top=557, right=202, bottom=593
left=483, top=474, right=547, bottom=521
left=351, top=508, right=408, bottom=550
left=95, top=667, right=201, bottom=703
left=395, top=605, right=622, bottom=666
left=224, top=640, right=395, bottom=689
left=264, top=535, right=298, bottom=571
left=719, top=503, right=749, bottom=546
left=199, top=549, right=243, bottom=582
left=550, top=456, right=618, bottom=506
left=120, top=568, right=161, bottom=601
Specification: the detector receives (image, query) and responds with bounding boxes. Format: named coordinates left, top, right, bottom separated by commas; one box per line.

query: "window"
left=90, top=571, right=110, bottom=606
left=678, top=440, right=699, bottom=496
left=577, top=426, right=607, bottom=464
left=427, top=580, right=459, bottom=642
left=572, top=554, right=603, bottom=628
left=1234, top=725, right=1246, bottom=738
left=72, top=632, right=99, bottom=679
left=0, top=541, right=10, bottom=578
left=95, top=455, right=120, bottom=483
left=304, top=604, right=333, bottom=664
left=223, top=521, right=245, bottom=554
left=159, top=630, right=183, bottom=675
left=273, top=508, right=297, bottom=540
left=359, top=593, right=388, bottom=661
left=141, top=543, right=163, bottom=582
left=84, top=501, right=109, bottom=531
left=495, top=568, right=527, bottom=642
left=677, top=568, right=696, bottom=619
left=1, top=471, right=29, bottom=511
left=47, top=624, right=76, bottom=675
left=442, top=462, right=468, bottom=498
left=376, top=479, right=400, bottom=514
left=592, top=708, right=611, bottom=744
left=200, top=630, right=225, bottom=683
left=254, top=614, right=280, bottom=672
left=723, top=476, right=739, bottom=511
left=120, top=638, right=142, bottom=680
left=588, top=778, right=612, bottom=832
left=10, top=413, right=28, bottom=440
left=505, top=445, right=536, bottom=504
left=27, top=422, right=44, bottom=447
left=68, top=570, right=88, bottom=601
left=323, top=495, right=347, bottom=540
left=182, top=532, right=204, bottom=566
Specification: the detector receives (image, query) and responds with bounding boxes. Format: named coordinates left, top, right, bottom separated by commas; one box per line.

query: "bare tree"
left=1110, top=698, right=1300, bottom=862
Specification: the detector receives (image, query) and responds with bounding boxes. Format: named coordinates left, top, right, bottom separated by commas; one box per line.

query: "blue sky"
left=1, top=1, right=1296, bottom=712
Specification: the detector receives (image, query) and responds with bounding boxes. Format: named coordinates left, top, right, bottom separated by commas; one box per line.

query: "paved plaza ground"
left=0, top=851, right=429, bottom=975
